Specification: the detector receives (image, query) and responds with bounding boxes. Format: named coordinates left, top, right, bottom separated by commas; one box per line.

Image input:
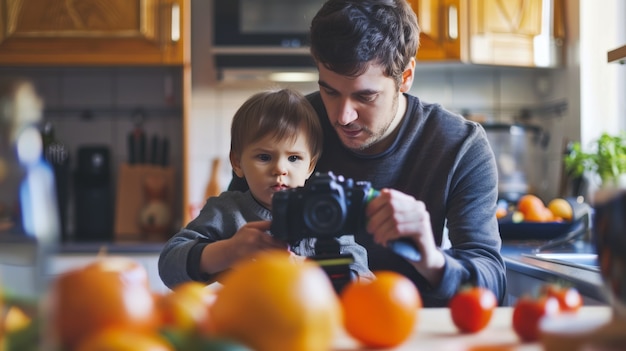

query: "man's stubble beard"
left=341, top=92, right=399, bottom=153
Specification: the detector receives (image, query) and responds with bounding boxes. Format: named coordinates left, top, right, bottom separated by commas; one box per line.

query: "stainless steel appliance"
left=483, top=123, right=550, bottom=203
left=73, top=145, right=113, bottom=242
left=212, top=0, right=325, bottom=69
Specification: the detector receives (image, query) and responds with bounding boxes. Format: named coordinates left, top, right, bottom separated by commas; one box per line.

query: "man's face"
left=317, top=63, right=405, bottom=154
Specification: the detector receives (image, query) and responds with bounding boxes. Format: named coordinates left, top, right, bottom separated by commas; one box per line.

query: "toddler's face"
left=233, top=131, right=315, bottom=209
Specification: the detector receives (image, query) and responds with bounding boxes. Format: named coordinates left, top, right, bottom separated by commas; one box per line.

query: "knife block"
left=114, top=163, right=175, bottom=242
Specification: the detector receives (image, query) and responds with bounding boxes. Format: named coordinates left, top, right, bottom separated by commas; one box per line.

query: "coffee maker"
left=73, top=145, right=113, bottom=242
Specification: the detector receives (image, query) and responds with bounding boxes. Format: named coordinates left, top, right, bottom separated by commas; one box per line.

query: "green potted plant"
left=565, top=132, right=626, bottom=188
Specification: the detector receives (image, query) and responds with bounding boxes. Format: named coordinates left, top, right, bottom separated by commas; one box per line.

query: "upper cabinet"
left=0, top=0, right=189, bottom=65
left=410, top=0, right=565, bottom=67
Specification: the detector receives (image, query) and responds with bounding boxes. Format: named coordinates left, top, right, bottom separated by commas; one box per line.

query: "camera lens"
left=303, top=194, right=346, bottom=235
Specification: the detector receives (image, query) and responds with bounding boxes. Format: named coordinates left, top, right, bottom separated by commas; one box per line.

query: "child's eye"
left=288, top=155, right=302, bottom=162
left=256, top=154, right=271, bottom=162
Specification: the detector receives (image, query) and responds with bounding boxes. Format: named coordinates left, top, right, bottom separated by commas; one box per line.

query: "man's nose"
left=336, top=99, right=358, bottom=125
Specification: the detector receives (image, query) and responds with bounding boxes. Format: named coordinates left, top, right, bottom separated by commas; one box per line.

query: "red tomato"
left=542, top=284, right=583, bottom=312
left=449, top=286, right=497, bottom=333
left=512, top=295, right=560, bottom=342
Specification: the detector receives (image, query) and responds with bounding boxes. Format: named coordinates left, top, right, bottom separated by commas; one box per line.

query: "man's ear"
left=230, top=151, right=245, bottom=178
left=399, top=57, right=416, bottom=93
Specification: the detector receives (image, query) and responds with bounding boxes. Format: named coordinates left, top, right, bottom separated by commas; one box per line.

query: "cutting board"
left=114, top=163, right=175, bottom=242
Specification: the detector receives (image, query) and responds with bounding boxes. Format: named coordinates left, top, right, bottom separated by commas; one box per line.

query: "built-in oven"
left=212, top=0, right=326, bottom=69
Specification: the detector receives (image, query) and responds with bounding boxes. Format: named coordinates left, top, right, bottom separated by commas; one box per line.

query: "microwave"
left=212, top=0, right=326, bottom=68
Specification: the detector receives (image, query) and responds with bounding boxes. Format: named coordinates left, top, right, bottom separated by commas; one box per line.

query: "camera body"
left=271, top=171, right=378, bottom=245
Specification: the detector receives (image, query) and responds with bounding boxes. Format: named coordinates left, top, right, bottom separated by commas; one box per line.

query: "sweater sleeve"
left=421, top=124, right=506, bottom=306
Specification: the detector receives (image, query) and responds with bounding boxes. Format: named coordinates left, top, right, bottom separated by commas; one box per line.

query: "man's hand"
left=365, top=188, right=445, bottom=285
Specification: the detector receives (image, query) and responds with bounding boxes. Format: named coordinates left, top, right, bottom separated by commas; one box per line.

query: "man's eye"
left=359, top=94, right=377, bottom=102
left=322, top=88, right=338, bottom=96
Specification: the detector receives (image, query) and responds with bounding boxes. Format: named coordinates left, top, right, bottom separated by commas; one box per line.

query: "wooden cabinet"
left=409, top=0, right=565, bottom=66
left=0, top=0, right=189, bottom=65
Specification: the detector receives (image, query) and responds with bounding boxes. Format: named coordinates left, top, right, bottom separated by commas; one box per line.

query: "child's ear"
left=230, top=152, right=245, bottom=178
left=307, top=159, right=317, bottom=177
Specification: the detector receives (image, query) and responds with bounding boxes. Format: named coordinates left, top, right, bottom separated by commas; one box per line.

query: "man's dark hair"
left=310, top=0, right=420, bottom=86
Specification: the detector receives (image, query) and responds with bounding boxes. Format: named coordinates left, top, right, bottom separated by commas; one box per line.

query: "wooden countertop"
left=333, top=306, right=613, bottom=350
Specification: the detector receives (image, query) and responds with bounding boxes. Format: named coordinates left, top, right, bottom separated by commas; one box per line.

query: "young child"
left=158, top=88, right=373, bottom=289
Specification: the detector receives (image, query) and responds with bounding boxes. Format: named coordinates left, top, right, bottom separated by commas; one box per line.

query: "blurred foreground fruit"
left=156, top=281, right=216, bottom=334
left=48, top=257, right=159, bottom=350
left=340, top=271, right=421, bottom=348
left=512, top=295, right=560, bottom=342
left=75, top=327, right=173, bottom=351
left=449, top=286, right=497, bottom=333
left=541, top=283, right=583, bottom=312
left=209, top=251, right=341, bottom=351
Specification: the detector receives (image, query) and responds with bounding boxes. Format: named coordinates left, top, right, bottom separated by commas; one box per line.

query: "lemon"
left=548, top=198, right=573, bottom=221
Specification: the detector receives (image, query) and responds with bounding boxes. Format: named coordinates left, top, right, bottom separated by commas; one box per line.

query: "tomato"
left=512, top=295, right=560, bottom=342
left=449, top=286, right=497, bottom=333
left=541, top=284, right=583, bottom=312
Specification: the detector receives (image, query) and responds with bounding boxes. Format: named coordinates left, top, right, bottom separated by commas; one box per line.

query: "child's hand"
left=230, top=221, right=288, bottom=258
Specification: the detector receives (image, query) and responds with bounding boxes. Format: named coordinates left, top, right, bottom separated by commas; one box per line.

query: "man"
left=231, top=0, right=506, bottom=306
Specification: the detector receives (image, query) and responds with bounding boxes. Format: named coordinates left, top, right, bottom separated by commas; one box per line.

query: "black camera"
left=271, top=171, right=379, bottom=245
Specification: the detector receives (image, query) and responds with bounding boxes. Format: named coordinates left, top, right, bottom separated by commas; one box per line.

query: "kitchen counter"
left=333, top=306, right=614, bottom=350
left=501, top=240, right=607, bottom=305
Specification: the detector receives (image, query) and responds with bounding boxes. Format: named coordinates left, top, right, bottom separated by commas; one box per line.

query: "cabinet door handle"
left=447, top=4, right=459, bottom=40
left=171, top=2, right=181, bottom=43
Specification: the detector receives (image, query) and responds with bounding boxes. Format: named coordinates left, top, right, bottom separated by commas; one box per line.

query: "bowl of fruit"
left=497, top=195, right=591, bottom=241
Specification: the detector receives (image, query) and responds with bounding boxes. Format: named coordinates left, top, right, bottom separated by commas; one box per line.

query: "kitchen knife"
left=150, top=135, right=160, bottom=165
left=161, top=137, right=169, bottom=167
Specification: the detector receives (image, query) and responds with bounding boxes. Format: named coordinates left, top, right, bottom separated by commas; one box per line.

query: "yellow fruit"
left=156, top=281, right=216, bottom=334
left=209, top=250, right=341, bottom=351
left=548, top=198, right=573, bottom=221
left=4, top=306, right=31, bottom=333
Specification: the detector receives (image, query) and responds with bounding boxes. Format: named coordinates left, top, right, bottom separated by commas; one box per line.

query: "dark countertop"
left=501, top=239, right=606, bottom=303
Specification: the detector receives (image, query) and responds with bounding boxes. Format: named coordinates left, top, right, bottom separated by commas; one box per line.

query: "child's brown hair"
left=230, top=88, right=322, bottom=166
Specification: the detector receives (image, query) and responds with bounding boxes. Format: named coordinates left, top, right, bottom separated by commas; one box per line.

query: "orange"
left=156, top=281, right=216, bottom=334
left=48, top=257, right=160, bottom=350
left=75, top=327, right=173, bottom=351
left=517, top=194, right=554, bottom=222
left=209, top=250, right=341, bottom=351
left=495, top=207, right=507, bottom=219
left=517, top=194, right=545, bottom=215
left=548, top=198, right=573, bottom=221
left=340, top=271, right=421, bottom=348
left=524, top=205, right=554, bottom=222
